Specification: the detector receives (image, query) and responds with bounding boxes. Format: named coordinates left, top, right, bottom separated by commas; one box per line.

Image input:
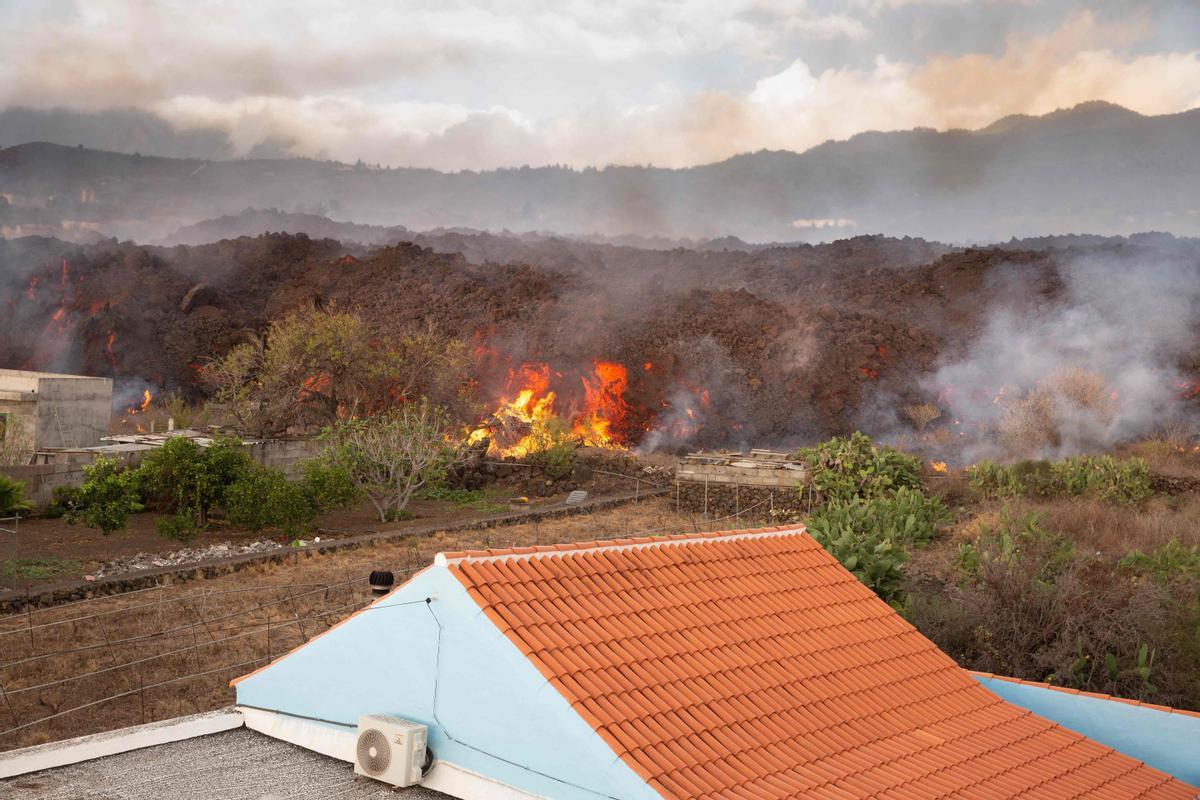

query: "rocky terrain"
left=1, top=227, right=1198, bottom=456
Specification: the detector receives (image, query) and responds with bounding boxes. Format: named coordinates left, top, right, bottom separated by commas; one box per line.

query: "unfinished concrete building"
left=0, top=369, right=112, bottom=452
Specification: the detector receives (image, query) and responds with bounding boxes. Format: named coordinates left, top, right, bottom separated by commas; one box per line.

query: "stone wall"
left=674, top=480, right=809, bottom=521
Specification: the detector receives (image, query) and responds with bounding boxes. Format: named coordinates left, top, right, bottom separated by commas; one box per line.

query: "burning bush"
left=468, top=360, right=633, bottom=457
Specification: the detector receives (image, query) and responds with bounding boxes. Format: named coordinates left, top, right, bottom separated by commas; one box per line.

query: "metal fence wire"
left=0, top=480, right=765, bottom=748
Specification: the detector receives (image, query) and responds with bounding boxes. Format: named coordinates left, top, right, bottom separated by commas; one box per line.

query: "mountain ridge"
left=3, top=102, right=1200, bottom=243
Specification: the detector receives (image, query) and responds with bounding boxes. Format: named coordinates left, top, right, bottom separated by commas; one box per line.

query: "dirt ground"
left=0, top=488, right=564, bottom=590
left=0, top=496, right=742, bottom=751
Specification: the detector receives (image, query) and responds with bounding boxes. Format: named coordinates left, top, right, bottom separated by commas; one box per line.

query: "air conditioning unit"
left=354, top=714, right=429, bottom=787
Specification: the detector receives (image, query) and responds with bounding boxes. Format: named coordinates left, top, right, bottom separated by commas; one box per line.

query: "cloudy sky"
left=2, top=0, right=1199, bottom=169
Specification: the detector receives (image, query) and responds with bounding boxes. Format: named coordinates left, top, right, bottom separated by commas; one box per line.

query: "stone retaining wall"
left=674, top=480, right=808, bottom=521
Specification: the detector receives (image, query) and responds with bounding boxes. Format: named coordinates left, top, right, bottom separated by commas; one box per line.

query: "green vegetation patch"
left=2, top=557, right=82, bottom=581
left=967, top=455, right=1152, bottom=505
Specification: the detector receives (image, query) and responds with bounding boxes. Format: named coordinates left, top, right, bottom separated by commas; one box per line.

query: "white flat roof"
left=1, top=718, right=450, bottom=800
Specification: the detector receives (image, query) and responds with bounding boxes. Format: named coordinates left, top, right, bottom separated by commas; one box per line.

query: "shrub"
left=526, top=417, right=577, bottom=481
left=797, top=432, right=922, bottom=504
left=1120, top=540, right=1200, bottom=583
left=155, top=510, right=199, bottom=543
left=998, top=367, right=1116, bottom=457
left=806, top=489, right=949, bottom=606
left=0, top=474, right=31, bottom=515
left=321, top=400, right=463, bottom=522
left=301, top=460, right=360, bottom=512
left=903, top=403, right=940, bottom=434
left=967, top=456, right=1151, bottom=505
left=225, top=466, right=316, bottom=536
left=65, top=457, right=144, bottom=535
left=908, top=515, right=1200, bottom=707
left=954, top=510, right=1075, bottom=585
left=807, top=506, right=909, bottom=608
left=45, top=485, right=79, bottom=519
left=138, top=435, right=253, bottom=530
left=1055, top=456, right=1152, bottom=504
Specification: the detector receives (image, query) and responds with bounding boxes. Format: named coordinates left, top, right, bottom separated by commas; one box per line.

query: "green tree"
left=138, top=435, right=252, bottom=532
left=225, top=466, right=316, bottom=536
left=321, top=401, right=463, bottom=522
left=65, top=457, right=144, bottom=535
left=206, top=308, right=476, bottom=436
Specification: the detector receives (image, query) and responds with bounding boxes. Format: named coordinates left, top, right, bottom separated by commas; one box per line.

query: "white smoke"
left=924, top=245, right=1200, bottom=460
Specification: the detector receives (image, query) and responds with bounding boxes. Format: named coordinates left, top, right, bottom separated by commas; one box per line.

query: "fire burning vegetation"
left=468, top=360, right=635, bottom=456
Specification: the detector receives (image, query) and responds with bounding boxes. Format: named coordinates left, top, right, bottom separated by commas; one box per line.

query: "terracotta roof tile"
left=444, top=527, right=1197, bottom=799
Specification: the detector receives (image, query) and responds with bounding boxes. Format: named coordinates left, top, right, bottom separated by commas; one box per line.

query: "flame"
left=469, top=363, right=557, bottom=457
left=470, top=360, right=632, bottom=456
left=26, top=277, right=38, bottom=300
left=127, top=389, right=151, bottom=415
left=299, top=373, right=331, bottom=400
left=859, top=366, right=878, bottom=380
left=105, top=331, right=117, bottom=368
left=930, top=461, right=948, bottom=475
left=571, top=361, right=629, bottom=447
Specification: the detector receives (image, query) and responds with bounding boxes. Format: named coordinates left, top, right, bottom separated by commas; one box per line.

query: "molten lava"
left=105, top=331, right=117, bottom=368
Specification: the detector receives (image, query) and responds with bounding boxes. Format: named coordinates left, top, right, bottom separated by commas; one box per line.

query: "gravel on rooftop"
left=1, top=728, right=452, bottom=800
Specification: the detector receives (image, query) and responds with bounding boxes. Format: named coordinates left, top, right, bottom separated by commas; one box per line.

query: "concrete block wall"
left=2, top=438, right=321, bottom=507
left=0, top=370, right=113, bottom=451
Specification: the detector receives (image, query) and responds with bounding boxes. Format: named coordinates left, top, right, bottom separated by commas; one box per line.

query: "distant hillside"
left=3, top=102, right=1200, bottom=243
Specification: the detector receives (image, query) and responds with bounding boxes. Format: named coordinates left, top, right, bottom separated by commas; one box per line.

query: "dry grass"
left=0, top=497, right=730, bottom=750
left=942, top=494, right=1200, bottom=556
left=998, top=367, right=1115, bottom=457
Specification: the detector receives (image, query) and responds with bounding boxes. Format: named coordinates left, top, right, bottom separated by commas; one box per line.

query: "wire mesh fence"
left=0, top=477, right=768, bottom=750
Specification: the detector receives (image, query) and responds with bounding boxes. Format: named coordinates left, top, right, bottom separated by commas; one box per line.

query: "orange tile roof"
left=445, top=525, right=1198, bottom=800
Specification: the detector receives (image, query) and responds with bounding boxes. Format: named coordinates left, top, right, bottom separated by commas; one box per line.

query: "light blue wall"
left=236, top=566, right=660, bottom=800
left=974, top=676, right=1200, bottom=785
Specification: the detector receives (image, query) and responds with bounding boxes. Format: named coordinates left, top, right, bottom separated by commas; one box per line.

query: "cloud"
left=2, top=3, right=1200, bottom=169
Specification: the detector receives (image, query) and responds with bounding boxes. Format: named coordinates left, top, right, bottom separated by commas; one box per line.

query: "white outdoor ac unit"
left=354, top=714, right=429, bottom=787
